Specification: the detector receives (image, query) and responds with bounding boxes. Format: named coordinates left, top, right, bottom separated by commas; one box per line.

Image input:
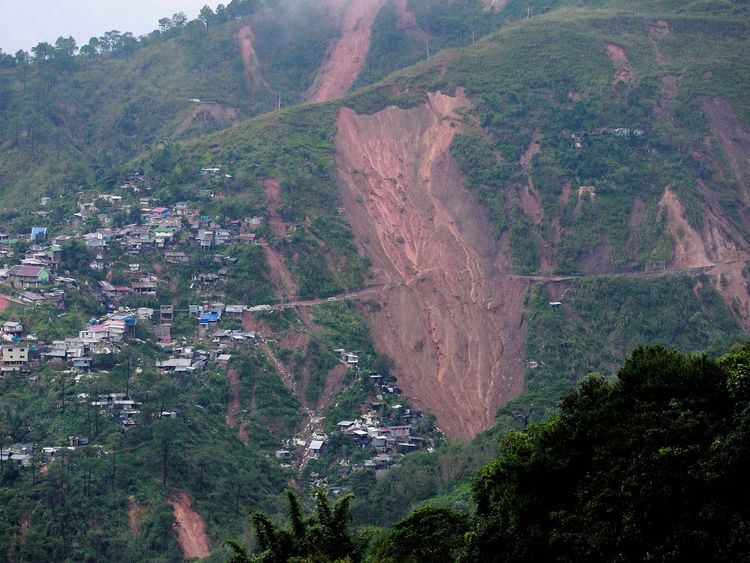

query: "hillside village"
left=0, top=172, right=436, bottom=488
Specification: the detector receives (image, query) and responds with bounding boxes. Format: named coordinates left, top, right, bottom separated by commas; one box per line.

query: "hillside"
left=0, top=0, right=510, bottom=208
left=157, top=0, right=750, bottom=437
left=0, top=0, right=749, bottom=559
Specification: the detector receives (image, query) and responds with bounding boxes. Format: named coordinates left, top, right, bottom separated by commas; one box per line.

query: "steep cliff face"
left=335, top=91, right=527, bottom=437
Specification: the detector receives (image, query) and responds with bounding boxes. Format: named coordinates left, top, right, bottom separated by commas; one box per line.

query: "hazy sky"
left=0, top=0, right=217, bottom=53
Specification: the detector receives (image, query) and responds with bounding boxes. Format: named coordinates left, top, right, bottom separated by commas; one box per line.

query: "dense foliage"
left=238, top=344, right=750, bottom=561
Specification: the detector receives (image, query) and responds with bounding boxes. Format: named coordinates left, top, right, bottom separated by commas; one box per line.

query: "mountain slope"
left=149, top=2, right=749, bottom=437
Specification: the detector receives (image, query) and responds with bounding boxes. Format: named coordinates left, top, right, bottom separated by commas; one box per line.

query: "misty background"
left=0, top=0, right=217, bottom=53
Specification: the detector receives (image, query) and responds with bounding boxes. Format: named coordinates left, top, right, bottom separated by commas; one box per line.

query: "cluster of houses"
left=77, top=197, right=263, bottom=256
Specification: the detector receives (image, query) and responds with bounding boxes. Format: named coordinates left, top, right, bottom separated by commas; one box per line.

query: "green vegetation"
left=0, top=343, right=289, bottom=560
left=0, top=1, right=749, bottom=560
left=514, top=275, right=745, bottom=424
left=225, top=488, right=367, bottom=563
left=233, top=344, right=750, bottom=561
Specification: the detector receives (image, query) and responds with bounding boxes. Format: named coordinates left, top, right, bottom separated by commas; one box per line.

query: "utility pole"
left=278, top=92, right=281, bottom=111
left=126, top=357, right=131, bottom=398
left=527, top=2, right=532, bottom=20
left=426, top=41, right=430, bottom=60
left=472, top=30, right=476, bottom=47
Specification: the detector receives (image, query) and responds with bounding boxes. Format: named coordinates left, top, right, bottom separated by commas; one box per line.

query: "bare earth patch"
left=654, top=74, right=679, bottom=122
left=481, top=0, right=508, bottom=12
left=170, top=490, right=210, bottom=559
left=519, top=132, right=543, bottom=226
left=225, top=368, right=249, bottom=444
left=335, top=89, right=526, bottom=437
left=702, top=96, right=750, bottom=204
left=604, top=43, right=635, bottom=85
left=304, top=0, right=385, bottom=103
left=173, top=103, right=238, bottom=137
left=394, top=0, right=429, bottom=39
left=658, top=187, right=713, bottom=270
left=128, top=496, right=147, bottom=535
left=627, top=196, right=646, bottom=260
left=236, top=25, right=268, bottom=93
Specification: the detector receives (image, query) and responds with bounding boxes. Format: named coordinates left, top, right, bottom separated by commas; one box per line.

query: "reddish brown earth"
left=655, top=74, right=679, bottom=122
left=646, top=20, right=672, bottom=65
left=394, top=0, right=428, bottom=39
left=0, top=296, right=9, bottom=312
left=263, top=178, right=299, bottom=297
left=604, top=43, right=635, bottom=85
left=702, top=96, right=750, bottom=204
left=520, top=132, right=543, bottom=226
left=225, top=368, right=249, bottom=444
left=236, top=25, right=268, bottom=93
left=127, top=495, right=147, bottom=534
left=320, top=363, right=348, bottom=410
left=627, top=196, right=646, bottom=260
left=170, top=490, right=210, bottom=559
left=263, top=178, right=287, bottom=238
left=659, top=187, right=713, bottom=270
left=657, top=185, right=750, bottom=329
left=173, top=103, right=238, bottom=137
left=304, top=0, right=385, bottom=103
left=335, top=90, right=527, bottom=437
left=264, top=246, right=298, bottom=298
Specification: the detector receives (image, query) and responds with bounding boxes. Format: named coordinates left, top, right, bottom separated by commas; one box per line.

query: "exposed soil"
left=263, top=178, right=287, bottom=238
left=0, top=295, right=9, bottom=312
left=236, top=25, right=269, bottom=93
left=481, top=0, right=508, bottom=11
left=604, top=43, right=635, bottom=85
left=263, top=178, right=299, bottom=297
left=304, top=0, right=385, bottom=103
left=655, top=74, right=679, bottom=122
left=170, top=490, right=210, bottom=559
left=627, top=196, right=646, bottom=260
left=702, top=96, right=750, bottom=204
left=238, top=421, right=249, bottom=444
left=647, top=20, right=673, bottom=37
left=127, top=495, right=146, bottom=535
left=520, top=132, right=543, bottom=225
left=320, top=363, right=348, bottom=410
left=579, top=239, right=611, bottom=274
left=173, top=103, right=238, bottom=138
left=264, top=245, right=298, bottom=298
left=658, top=187, right=713, bottom=270
left=335, top=89, right=527, bottom=437
left=559, top=182, right=571, bottom=206
left=226, top=368, right=249, bottom=444
left=574, top=186, right=596, bottom=219
left=394, top=0, right=429, bottom=39
left=709, top=260, right=750, bottom=330
left=646, top=20, right=672, bottom=66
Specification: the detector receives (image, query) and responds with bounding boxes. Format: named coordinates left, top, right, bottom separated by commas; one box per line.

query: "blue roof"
left=199, top=312, right=219, bottom=322
left=30, top=227, right=47, bottom=240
